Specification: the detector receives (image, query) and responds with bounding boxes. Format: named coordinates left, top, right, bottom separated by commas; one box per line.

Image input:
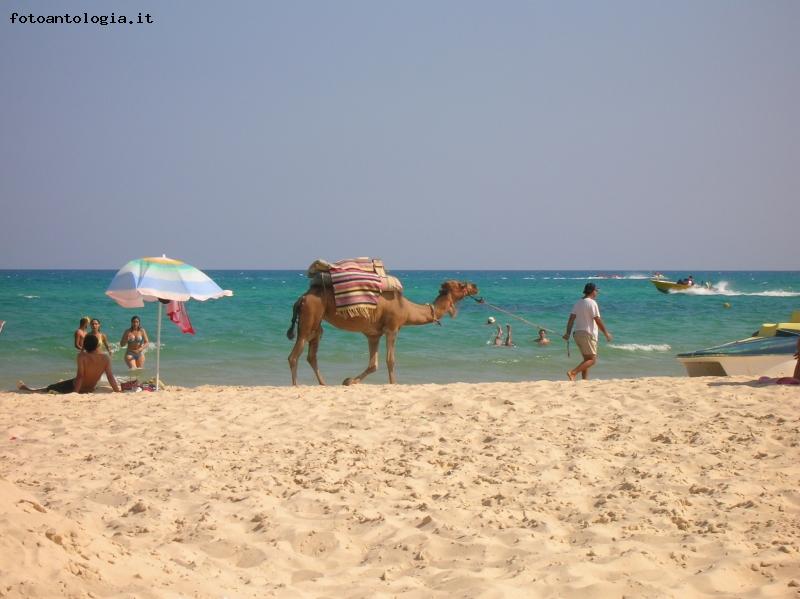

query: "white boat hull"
left=678, top=355, right=795, bottom=377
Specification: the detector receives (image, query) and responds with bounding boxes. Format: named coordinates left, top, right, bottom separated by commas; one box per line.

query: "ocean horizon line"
left=2, top=267, right=798, bottom=273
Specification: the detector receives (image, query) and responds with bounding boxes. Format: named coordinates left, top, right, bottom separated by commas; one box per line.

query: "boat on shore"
left=677, top=313, right=800, bottom=377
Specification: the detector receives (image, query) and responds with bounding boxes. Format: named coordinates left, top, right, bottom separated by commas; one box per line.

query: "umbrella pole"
left=156, top=302, right=162, bottom=391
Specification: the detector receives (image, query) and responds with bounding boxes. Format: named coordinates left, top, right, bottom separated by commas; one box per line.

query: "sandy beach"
left=1, top=378, right=798, bottom=598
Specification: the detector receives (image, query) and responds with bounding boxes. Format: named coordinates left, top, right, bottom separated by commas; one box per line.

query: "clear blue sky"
left=1, top=1, right=798, bottom=269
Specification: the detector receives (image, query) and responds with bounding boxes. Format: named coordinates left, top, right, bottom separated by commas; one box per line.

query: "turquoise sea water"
left=1, top=270, right=799, bottom=389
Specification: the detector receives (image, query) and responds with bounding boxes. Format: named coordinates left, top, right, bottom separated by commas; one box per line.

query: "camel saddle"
left=307, top=257, right=403, bottom=318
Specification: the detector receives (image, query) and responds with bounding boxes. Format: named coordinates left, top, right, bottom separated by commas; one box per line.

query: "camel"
left=287, top=280, right=479, bottom=385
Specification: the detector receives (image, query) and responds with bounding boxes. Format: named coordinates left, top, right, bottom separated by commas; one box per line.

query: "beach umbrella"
left=106, top=255, right=232, bottom=390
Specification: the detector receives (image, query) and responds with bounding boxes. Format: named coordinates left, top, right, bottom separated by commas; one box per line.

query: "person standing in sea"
left=90, top=318, right=112, bottom=354
left=563, top=283, right=612, bottom=381
left=74, top=316, right=90, bottom=350
left=120, top=315, right=149, bottom=369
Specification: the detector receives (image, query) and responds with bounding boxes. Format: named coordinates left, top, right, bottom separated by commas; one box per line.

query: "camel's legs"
left=288, top=334, right=306, bottom=386
left=385, top=330, right=398, bottom=384
left=343, top=334, right=381, bottom=385
left=306, top=326, right=326, bottom=385
left=288, top=297, right=325, bottom=385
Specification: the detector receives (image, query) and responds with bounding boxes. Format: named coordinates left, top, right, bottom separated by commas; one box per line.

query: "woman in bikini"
left=90, top=318, right=112, bottom=354
left=120, top=315, right=149, bottom=369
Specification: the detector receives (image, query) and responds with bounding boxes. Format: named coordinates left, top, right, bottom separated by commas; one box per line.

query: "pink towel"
left=167, top=301, right=195, bottom=335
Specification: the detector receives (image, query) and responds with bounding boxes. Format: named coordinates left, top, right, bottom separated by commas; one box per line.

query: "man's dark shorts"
left=46, top=379, right=76, bottom=394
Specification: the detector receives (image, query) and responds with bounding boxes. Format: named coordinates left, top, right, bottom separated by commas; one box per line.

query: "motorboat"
left=651, top=279, right=692, bottom=293
left=677, top=312, right=800, bottom=377
left=650, top=278, right=713, bottom=293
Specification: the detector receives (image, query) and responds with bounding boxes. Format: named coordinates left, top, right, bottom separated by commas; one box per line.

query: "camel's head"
left=438, top=280, right=479, bottom=318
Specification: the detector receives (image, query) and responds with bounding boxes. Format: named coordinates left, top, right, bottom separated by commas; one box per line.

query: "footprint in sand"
left=292, top=530, right=340, bottom=557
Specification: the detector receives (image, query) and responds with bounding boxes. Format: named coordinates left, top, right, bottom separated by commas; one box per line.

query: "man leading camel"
left=18, top=333, right=121, bottom=393
left=563, top=283, right=612, bottom=381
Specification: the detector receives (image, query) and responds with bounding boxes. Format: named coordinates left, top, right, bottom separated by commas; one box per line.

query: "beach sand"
left=1, top=378, right=798, bottom=598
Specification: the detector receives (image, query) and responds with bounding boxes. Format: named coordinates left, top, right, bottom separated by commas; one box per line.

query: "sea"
left=1, top=270, right=799, bottom=389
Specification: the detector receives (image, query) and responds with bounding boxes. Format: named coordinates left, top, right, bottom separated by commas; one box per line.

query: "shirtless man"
left=18, top=334, right=121, bottom=393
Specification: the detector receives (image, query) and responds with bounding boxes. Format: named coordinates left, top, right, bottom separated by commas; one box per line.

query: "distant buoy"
left=723, top=302, right=731, bottom=309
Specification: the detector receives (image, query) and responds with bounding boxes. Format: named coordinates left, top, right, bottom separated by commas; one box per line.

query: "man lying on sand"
left=18, top=333, right=121, bottom=394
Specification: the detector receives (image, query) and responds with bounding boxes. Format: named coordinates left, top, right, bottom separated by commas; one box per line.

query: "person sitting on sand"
left=18, top=333, right=121, bottom=394
left=120, top=315, right=149, bottom=369
left=536, top=328, right=550, bottom=345
left=74, top=316, right=90, bottom=350
left=504, top=324, right=515, bottom=347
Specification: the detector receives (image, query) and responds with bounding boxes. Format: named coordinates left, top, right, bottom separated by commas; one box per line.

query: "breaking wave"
left=610, top=343, right=672, bottom=352
left=675, top=281, right=800, bottom=297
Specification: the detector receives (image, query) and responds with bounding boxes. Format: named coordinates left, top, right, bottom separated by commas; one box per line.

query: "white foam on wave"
left=676, top=286, right=724, bottom=296
left=609, top=343, right=671, bottom=352
left=749, top=290, right=800, bottom=297
left=546, top=274, right=648, bottom=281
left=21, top=295, right=39, bottom=299
left=674, top=281, right=800, bottom=297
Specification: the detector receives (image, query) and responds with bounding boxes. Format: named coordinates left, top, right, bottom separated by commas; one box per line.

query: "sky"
left=1, top=1, right=798, bottom=270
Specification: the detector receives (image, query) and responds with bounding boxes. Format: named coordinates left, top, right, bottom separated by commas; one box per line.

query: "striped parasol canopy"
left=106, top=256, right=232, bottom=391
left=106, top=255, right=232, bottom=308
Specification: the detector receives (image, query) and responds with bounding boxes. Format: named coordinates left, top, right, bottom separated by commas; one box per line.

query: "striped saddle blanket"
left=307, top=258, right=401, bottom=318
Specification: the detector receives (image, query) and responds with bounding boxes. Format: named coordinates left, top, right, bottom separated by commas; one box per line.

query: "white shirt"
left=571, top=297, right=600, bottom=339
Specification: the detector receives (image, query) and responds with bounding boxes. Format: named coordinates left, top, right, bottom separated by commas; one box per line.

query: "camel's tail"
left=287, top=296, right=304, bottom=340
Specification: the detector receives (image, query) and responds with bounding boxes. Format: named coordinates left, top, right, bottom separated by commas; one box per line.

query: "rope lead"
left=472, top=296, right=556, bottom=334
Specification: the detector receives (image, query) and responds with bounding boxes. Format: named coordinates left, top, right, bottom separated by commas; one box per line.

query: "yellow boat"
left=650, top=279, right=692, bottom=293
